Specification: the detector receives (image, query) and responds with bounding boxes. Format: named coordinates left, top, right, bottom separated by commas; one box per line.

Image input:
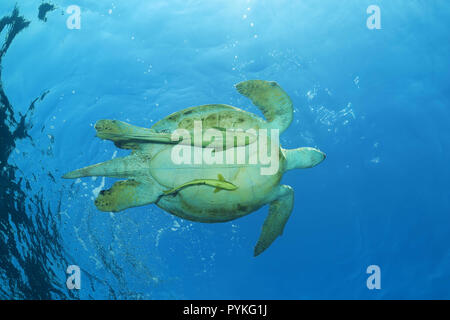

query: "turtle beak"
left=310, top=148, right=326, bottom=167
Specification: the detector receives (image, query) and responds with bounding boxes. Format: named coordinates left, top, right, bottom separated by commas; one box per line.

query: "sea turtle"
left=63, top=80, right=326, bottom=256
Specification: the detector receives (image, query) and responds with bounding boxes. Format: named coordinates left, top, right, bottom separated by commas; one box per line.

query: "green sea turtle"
left=63, top=80, right=326, bottom=256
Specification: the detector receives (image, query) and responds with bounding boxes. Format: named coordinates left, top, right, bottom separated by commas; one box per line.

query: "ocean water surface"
left=0, top=0, right=449, bottom=299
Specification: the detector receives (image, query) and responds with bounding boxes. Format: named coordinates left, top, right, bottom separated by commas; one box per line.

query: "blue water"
left=0, top=0, right=449, bottom=299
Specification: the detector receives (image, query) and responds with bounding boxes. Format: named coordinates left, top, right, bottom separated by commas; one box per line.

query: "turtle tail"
left=62, top=155, right=143, bottom=179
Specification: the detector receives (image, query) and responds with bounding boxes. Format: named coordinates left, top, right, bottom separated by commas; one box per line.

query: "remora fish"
left=163, top=174, right=237, bottom=195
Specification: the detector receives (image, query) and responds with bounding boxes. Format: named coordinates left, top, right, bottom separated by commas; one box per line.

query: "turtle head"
left=283, top=147, right=326, bottom=171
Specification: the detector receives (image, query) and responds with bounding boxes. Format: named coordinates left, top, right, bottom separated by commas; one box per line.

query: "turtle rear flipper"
left=235, top=80, right=293, bottom=133
left=95, top=179, right=162, bottom=212
left=254, top=185, right=294, bottom=256
left=95, top=120, right=174, bottom=145
left=95, top=119, right=255, bottom=150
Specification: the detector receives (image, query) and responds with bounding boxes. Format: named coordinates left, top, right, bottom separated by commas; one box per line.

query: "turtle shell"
left=151, top=104, right=266, bottom=133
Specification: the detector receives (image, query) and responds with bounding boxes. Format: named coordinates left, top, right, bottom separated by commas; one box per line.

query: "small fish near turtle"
left=63, top=80, right=326, bottom=256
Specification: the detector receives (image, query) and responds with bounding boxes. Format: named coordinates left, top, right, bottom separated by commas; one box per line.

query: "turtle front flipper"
left=254, top=185, right=294, bottom=256
left=95, top=179, right=162, bottom=212
left=235, top=80, right=293, bottom=133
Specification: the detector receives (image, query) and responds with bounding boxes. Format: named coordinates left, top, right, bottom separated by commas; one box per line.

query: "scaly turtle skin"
left=63, top=80, right=326, bottom=256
